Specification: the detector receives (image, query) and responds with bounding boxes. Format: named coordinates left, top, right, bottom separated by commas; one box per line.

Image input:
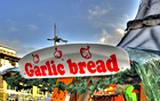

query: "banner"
left=19, top=44, right=130, bottom=78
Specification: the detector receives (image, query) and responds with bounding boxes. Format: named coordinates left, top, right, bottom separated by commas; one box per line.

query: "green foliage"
left=3, top=62, right=141, bottom=94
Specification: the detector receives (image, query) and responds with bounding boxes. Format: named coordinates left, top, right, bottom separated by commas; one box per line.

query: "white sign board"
left=19, top=44, right=130, bottom=78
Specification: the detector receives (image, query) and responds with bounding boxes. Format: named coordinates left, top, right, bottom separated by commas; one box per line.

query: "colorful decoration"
left=123, top=85, right=137, bottom=101
left=51, top=78, right=73, bottom=101
left=51, top=87, right=68, bottom=101
left=54, top=47, right=63, bottom=59
left=112, top=94, right=125, bottom=101
left=32, top=53, right=40, bottom=64
left=80, top=46, right=92, bottom=59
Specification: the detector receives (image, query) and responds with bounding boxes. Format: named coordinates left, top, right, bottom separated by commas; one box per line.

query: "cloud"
left=5, top=19, right=19, bottom=32
left=122, top=14, right=134, bottom=23
left=0, top=19, right=39, bottom=34
left=99, top=30, right=109, bottom=43
left=0, top=26, right=19, bottom=33
left=88, top=4, right=125, bottom=32
left=115, top=28, right=125, bottom=36
left=0, top=40, right=36, bottom=57
left=88, top=6, right=109, bottom=18
left=26, top=24, right=39, bottom=31
left=6, top=19, right=16, bottom=25
left=98, top=28, right=125, bottom=46
left=9, top=26, right=19, bottom=32
left=0, top=19, right=19, bottom=33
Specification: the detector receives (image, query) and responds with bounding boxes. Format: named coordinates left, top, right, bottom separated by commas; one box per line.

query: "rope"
left=126, top=14, right=160, bottom=31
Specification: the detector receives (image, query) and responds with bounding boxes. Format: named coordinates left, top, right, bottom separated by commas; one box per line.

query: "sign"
left=19, top=44, right=130, bottom=78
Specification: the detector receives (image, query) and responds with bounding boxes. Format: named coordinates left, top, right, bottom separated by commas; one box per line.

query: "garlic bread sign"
left=19, top=44, right=130, bottom=78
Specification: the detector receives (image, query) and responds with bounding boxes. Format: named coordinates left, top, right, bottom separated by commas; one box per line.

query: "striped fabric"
left=117, top=0, right=160, bottom=51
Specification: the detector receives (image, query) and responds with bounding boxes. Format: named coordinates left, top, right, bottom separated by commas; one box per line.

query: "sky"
left=0, top=0, right=140, bottom=57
